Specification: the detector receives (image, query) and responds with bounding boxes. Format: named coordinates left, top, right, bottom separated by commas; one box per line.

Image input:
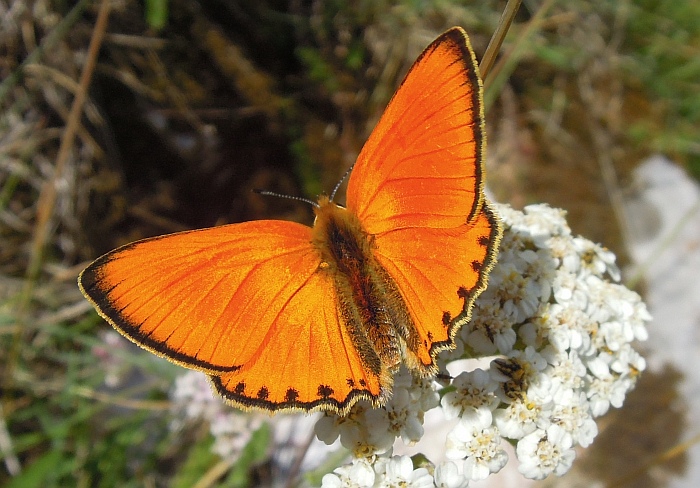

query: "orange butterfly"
left=78, top=27, right=501, bottom=416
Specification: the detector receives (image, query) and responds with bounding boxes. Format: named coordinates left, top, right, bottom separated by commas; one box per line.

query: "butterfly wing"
left=348, top=27, right=486, bottom=233
left=210, top=267, right=389, bottom=413
left=79, top=221, right=384, bottom=413
left=346, top=27, right=501, bottom=373
left=367, top=206, right=500, bottom=372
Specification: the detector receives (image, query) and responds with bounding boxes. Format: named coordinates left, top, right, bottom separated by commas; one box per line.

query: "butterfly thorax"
left=311, top=196, right=422, bottom=382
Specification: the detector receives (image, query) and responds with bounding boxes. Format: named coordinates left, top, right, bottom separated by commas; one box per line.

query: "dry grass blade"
left=0, top=403, right=20, bottom=476
left=577, top=72, right=633, bottom=260
left=6, top=3, right=113, bottom=457
left=483, top=0, right=558, bottom=108
left=25, top=0, right=111, bottom=284
left=0, top=0, right=91, bottom=104
left=480, top=0, right=522, bottom=81
left=608, top=431, right=700, bottom=488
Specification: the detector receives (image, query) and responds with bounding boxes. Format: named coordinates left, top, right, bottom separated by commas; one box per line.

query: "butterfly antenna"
left=252, top=189, right=320, bottom=208
left=330, top=163, right=355, bottom=202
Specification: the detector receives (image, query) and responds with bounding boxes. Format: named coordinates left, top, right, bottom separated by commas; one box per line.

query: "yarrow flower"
left=164, top=204, right=649, bottom=485
left=315, top=368, right=439, bottom=457
left=516, top=424, right=576, bottom=479
left=440, top=368, right=499, bottom=420
left=314, top=203, right=649, bottom=485
left=445, top=408, right=508, bottom=481
left=321, top=454, right=434, bottom=488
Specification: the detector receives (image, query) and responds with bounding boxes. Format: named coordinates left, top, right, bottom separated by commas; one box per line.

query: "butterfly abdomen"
left=312, top=196, right=422, bottom=384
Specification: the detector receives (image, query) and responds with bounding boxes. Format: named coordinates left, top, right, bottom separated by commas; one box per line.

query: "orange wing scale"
left=80, top=221, right=318, bottom=372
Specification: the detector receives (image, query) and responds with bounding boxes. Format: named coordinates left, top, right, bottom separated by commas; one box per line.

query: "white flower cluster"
left=320, top=203, right=650, bottom=486
left=165, top=203, right=649, bottom=485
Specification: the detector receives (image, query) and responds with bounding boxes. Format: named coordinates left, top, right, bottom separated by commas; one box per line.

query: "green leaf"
left=222, top=424, right=271, bottom=488
left=5, top=450, right=63, bottom=488
left=145, top=0, right=168, bottom=31
left=171, top=435, right=218, bottom=488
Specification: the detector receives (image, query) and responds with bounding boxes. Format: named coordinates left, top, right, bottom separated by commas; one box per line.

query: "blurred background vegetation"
left=1, top=0, right=697, bottom=486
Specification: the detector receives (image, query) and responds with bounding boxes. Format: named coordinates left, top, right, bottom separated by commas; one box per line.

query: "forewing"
left=79, top=221, right=323, bottom=372
left=346, top=27, right=485, bottom=234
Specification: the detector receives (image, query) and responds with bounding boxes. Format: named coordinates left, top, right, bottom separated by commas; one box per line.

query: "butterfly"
left=78, top=26, right=501, bottom=416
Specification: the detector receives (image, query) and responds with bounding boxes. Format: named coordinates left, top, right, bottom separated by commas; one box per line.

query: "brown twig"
left=26, top=0, right=111, bottom=284
left=483, top=0, right=558, bottom=108
left=480, top=0, right=522, bottom=81
left=5, top=3, right=113, bottom=473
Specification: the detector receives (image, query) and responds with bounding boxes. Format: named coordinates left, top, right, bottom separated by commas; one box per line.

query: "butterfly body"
left=312, top=196, right=424, bottom=397
left=79, top=27, right=501, bottom=415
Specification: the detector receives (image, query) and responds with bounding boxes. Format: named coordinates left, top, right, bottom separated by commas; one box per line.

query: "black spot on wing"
left=458, top=286, right=470, bottom=299
left=285, top=388, right=299, bottom=402
left=317, top=385, right=334, bottom=399
left=209, top=375, right=383, bottom=415
left=442, top=311, right=451, bottom=325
